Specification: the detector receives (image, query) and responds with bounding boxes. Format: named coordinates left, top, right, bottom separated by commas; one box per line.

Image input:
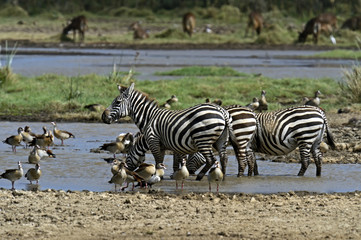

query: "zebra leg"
left=298, top=145, right=311, bottom=176
left=312, top=148, right=323, bottom=177
left=246, top=149, right=256, bottom=176
left=196, top=150, right=216, bottom=181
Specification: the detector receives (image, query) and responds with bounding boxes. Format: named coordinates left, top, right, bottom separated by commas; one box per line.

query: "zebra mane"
left=133, top=87, right=160, bottom=107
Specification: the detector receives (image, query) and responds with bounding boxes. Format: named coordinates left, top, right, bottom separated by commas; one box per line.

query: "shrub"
left=340, top=64, right=361, bottom=103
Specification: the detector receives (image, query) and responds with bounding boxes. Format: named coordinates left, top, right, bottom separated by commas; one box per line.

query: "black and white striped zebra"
left=102, top=83, right=232, bottom=180
left=187, top=105, right=336, bottom=177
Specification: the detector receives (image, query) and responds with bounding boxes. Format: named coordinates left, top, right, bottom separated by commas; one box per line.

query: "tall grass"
left=0, top=42, right=17, bottom=87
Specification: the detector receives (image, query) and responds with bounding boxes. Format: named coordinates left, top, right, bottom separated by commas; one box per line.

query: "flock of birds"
left=1, top=90, right=322, bottom=193
left=1, top=122, right=74, bottom=190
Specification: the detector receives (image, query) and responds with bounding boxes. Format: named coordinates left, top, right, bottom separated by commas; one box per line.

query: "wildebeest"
left=183, top=12, right=196, bottom=37
left=298, top=13, right=337, bottom=44
left=341, top=16, right=361, bottom=31
left=244, top=11, right=263, bottom=37
left=128, top=22, right=149, bottom=40
left=62, top=15, right=88, bottom=42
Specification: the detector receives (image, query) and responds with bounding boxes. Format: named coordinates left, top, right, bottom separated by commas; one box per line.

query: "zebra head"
left=102, top=83, right=135, bottom=124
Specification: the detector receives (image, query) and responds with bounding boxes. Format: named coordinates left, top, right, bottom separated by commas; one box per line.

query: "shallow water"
left=1, top=121, right=360, bottom=193
left=11, top=48, right=353, bottom=81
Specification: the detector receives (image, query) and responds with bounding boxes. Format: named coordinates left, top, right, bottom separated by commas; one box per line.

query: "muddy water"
left=1, top=121, right=360, bottom=193
left=12, top=48, right=353, bottom=80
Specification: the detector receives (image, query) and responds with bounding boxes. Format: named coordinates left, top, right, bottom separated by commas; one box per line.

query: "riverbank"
left=0, top=189, right=359, bottom=239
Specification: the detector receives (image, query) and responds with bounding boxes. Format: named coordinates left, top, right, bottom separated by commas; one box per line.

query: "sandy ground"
left=0, top=190, right=360, bottom=239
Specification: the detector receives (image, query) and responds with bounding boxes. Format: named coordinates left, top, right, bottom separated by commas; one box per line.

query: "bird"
left=330, top=35, right=336, bottom=45
left=0, top=161, right=23, bottom=190
left=173, top=158, right=189, bottom=190
left=84, top=104, right=104, bottom=112
left=147, top=163, right=167, bottom=187
left=305, top=90, right=321, bottom=107
left=258, top=90, right=268, bottom=112
left=28, top=145, right=56, bottom=164
left=108, top=161, right=127, bottom=192
left=205, top=98, right=222, bottom=106
left=246, top=97, right=259, bottom=111
left=115, top=132, right=134, bottom=150
left=3, top=127, right=24, bottom=152
left=51, top=122, right=75, bottom=145
left=134, top=162, right=156, bottom=188
left=30, top=126, right=54, bottom=149
left=21, top=126, right=35, bottom=148
left=25, top=163, right=42, bottom=184
left=122, top=168, right=144, bottom=191
left=160, top=95, right=179, bottom=109
left=100, top=139, right=130, bottom=158
left=207, top=161, right=223, bottom=193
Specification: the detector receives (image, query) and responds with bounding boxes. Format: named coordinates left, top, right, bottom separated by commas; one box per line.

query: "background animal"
left=128, top=22, right=149, bottom=39
left=245, top=11, right=264, bottom=36
left=62, top=15, right=88, bottom=41
left=183, top=12, right=196, bottom=37
left=341, top=16, right=361, bottom=31
left=298, top=13, right=337, bottom=44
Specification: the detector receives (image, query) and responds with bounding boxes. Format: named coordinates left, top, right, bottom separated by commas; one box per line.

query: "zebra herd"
left=102, top=83, right=336, bottom=187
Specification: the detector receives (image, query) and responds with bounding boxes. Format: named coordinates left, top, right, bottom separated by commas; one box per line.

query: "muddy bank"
left=0, top=189, right=360, bottom=239
left=1, top=39, right=351, bottom=51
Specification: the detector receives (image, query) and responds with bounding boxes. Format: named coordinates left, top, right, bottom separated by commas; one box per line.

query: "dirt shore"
left=0, top=189, right=360, bottom=239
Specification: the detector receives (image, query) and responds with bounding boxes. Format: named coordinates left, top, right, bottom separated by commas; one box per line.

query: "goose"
left=134, top=162, right=156, bottom=188
left=147, top=163, right=167, bottom=186
left=28, top=145, right=56, bottom=164
left=205, top=98, right=222, bottom=106
left=173, top=158, right=189, bottom=190
left=122, top=168, right=144, bottom=191
left=25, top=163, right=42, bottom=184
left=3, top=127, right=24, bottom=152
left=207, top=161, right=223, bottom=193
left=305, top=90, right=321, bottom=107
left=0, top=161, right=23, bottom=190
left=51, top=122, right=75, bottom=145
left=30, top=126, right=54, bottom=149
left=100, top=141, right=128, bottom=158
left=160, top=95, right=179, bottom=109
left=258, top=90, right=268, bottom=112
left=246, top=97, right=259, bottom=111
left=108, top=161, right=127, bottom=192
left=115, top=132, right=134, bottom=152
left=21, top=126, right=35, bottom=148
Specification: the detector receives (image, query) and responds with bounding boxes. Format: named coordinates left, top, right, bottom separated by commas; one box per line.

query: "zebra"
left=102, top=83, right=232, bottom=180
left=187, top=105, right=336, bottom=177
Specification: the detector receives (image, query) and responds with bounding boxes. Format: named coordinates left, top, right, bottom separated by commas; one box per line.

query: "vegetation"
left=340, top=64, right=361, bottom=103
left=0, top=65, right=353, bottom=121
left=0, top=1, right=360, bottom=47
left=155, top=66, right=249, bottom=77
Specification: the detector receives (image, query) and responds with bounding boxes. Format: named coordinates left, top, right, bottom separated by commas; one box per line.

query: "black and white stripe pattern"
left=102, top=83, right=232, bottom=180
left=186, top=105, right=336, bottom=177
left=250, top=105, right=336, bottom=176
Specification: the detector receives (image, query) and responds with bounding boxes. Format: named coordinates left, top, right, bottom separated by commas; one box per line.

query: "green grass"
left=155, top=66, right=249, bottom=77
left=0, top=67, right=351, bottom=121
left=311, top=49, right=361, bottom=59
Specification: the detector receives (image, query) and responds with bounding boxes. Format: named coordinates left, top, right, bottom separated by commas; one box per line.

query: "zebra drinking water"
left=186, top=105, right=336, bottom=177
left=102, top=83, right=232, bottom=180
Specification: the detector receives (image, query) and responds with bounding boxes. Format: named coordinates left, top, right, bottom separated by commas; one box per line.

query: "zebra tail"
left=326, top=125, right=336, bottom=150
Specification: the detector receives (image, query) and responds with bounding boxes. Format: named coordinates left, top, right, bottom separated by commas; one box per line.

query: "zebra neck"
left=130, top=93, right=164, bottom=133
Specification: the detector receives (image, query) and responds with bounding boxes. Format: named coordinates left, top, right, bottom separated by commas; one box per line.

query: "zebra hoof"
left=237, top=173, right=244, bottom=177
left=196, top=173, right=205, bottom=181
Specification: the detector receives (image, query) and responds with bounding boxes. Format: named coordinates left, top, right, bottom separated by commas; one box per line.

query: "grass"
left=0, top=9, right=360, bottom=48
left=0, top=66, right=351, bottom=121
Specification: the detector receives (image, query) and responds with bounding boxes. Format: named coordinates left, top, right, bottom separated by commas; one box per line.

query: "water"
left=1, top=121, right=360, bottom=193
left=10, top=48, right=354, bottom=81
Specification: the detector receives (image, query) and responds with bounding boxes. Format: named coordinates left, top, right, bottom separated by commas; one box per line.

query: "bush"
left=0, top=4, right=28, bottom=17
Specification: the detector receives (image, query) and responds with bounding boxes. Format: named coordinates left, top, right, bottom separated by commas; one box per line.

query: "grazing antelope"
left=183, top=12, right=196, bottom=37
left=62, top=15, right=88, bottom=42
left=245, top=11, right=264, bottom=37
left=298, top=13, right=337, bottom=44
left=341, top=16, right=361, bottom=31
left=128, top=22, right=149, bottom=40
